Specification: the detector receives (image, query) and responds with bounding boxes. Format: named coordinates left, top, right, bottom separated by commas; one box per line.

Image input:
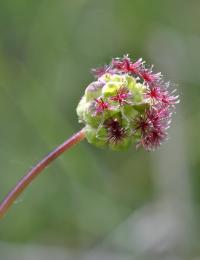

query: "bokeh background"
left=0, top=0, right=200, bottom=259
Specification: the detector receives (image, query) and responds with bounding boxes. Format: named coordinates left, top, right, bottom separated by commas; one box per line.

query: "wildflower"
left=76, top=54, right=179, bottom=151
left=0, top=54, right=180, bottom=219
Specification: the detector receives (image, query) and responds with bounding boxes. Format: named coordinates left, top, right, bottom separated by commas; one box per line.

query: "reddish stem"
left=0, top=128, right=85, bottom=219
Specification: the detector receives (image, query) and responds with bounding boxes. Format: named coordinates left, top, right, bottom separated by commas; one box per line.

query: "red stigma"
left=106, top=118, right=127, bottom=144
left=91, top=66, right=110, bottom=78
left=112, top=55, right=142, bottom=75
left=145, top=85, right=179, bottom=106
left=110, top=87, right=132, bottom=106
left=141, top=129, right=167, bottom=151
left=145, top=86, right=162, bottom=102
left=95, top=98, right=109, bottom=114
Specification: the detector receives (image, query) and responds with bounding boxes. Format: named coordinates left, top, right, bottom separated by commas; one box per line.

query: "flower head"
left=77, top=55, right=179, bottom=151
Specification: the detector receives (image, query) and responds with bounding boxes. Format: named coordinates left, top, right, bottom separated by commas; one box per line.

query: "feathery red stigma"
left=95, top=98, right=109, bottom=114
left=110, top=87, right=132, bottom=105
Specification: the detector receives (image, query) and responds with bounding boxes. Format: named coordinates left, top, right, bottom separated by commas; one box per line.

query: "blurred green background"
left=0, top=0, right=200, bottom=259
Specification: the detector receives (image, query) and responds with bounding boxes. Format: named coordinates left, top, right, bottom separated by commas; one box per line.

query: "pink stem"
left=0, top=128, right=85, bottom=219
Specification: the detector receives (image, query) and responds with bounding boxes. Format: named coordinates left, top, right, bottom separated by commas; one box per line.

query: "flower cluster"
left=77, top=55, right=179, bottom=151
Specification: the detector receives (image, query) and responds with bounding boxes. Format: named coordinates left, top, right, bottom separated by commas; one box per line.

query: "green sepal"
left=85, top=81, right=103, bottom=101
left=84, top=125, right=107, bottom=148
left=133, top=102, right=150, bottom=112
left=76, top=96, right=87, bottom=123
left=109, top=135, right=134, bottom=151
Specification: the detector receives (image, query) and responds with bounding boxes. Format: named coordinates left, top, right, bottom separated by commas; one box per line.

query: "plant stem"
left=0, top=128, right=85, bottom=219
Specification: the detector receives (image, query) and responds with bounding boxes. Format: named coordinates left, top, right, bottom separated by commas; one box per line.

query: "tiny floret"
left=76, top=55, right=179, bottom=151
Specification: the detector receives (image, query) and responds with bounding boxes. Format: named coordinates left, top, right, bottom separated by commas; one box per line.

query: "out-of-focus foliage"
left=0, top=0, right=200, bottom=259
